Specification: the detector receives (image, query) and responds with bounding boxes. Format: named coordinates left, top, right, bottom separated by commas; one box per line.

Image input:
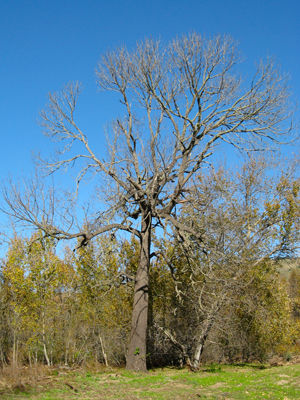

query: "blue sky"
left=0, top=0, right=299, bottom=239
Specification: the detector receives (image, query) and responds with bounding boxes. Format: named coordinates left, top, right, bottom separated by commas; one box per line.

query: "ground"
left=0, top=362, right=300, bottom=399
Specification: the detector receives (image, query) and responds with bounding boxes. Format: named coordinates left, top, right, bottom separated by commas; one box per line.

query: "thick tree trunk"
left=126, top=213, right=151, bottom=372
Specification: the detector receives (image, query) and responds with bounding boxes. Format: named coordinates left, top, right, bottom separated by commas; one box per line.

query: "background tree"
left=154, top=156, right=300, bottom=369
left=0, top=236, right=28, bottom=366
left=0, top=234, right=134, bottom=367
left=2, top=34, right=295, bottom=371
left=0, top=233, right=77, bottom=366
left=74, top=236, right=133, bottom=366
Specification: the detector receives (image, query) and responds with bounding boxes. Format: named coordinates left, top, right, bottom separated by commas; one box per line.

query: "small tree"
left=2, top=34, right=295, bottom=371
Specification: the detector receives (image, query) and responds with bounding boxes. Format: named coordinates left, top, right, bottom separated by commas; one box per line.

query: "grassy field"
left=0, top=363, right=300, bottom=399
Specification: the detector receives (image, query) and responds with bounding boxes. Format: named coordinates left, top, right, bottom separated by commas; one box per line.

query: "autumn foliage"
left=1, top=158, right=300, bottom=368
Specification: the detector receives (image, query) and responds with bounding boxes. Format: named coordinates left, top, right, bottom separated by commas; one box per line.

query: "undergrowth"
left=0, top=362, right=299, bottom=399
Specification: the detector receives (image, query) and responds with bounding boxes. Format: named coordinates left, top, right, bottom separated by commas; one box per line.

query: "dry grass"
left=0, top=364, right=55, bottom=395
left=0, top=363, right=99, bottom=397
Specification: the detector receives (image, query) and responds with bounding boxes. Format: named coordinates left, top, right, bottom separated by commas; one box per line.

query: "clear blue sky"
left=0, top=0, right=299, bottom=211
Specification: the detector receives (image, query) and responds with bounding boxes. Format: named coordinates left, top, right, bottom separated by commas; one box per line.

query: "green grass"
left=1, top=363, right=300, bottom=399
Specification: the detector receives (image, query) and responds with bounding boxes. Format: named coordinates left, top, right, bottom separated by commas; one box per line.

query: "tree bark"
left=126, top=212, right=151, bottom=372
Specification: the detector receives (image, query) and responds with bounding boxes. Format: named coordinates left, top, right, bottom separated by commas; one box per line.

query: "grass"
left=0, top=362, right=300, bottom=399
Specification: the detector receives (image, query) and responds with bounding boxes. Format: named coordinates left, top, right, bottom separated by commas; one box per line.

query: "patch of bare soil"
left=209, top=382, right=227, bottom=389
left=276, top=380, right=290, bottom=385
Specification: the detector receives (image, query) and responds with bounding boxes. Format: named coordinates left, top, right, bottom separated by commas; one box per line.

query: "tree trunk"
left=191, top=319, right=214, bottom=370
left=42, top=314, right=51, bottom=366
left=191, top=301, right=222, bottom=370
left=99, top=333, right=109, bottom=367
left=12, top=330, right=16, bottom=366
left=43, top=341, right=50, bottom=367
left=126, top=213, right=151, bottom=372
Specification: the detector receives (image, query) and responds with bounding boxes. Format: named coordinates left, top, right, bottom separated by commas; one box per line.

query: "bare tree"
left=2, top=34, right=295, bottom=371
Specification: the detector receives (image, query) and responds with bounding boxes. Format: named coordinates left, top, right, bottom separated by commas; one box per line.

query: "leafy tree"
left=155, top=157, right=300, bottom=368
left=1, top=235, right=28, bottom=365
left=74, top=236, right=133, bottom=366
left=231, top=261, right=294, bottom=361
left=2, top=34, right=295, bottom=371
left=1, top=234, right=74, bottom=365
